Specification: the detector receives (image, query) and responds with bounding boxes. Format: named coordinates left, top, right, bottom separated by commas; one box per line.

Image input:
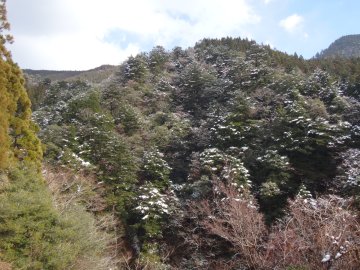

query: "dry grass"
left=0, top=261, right=12, bottom=270
left=42, top=164, right=107, bottom=212
left=42, top=164, right=127, bottom=270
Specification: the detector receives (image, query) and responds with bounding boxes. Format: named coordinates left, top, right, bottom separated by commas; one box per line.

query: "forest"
left=1, top=1, right=360, bottom=269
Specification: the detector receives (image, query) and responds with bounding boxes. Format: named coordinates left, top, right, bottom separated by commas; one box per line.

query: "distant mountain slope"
left=316, top=34, right=360, bottom=59
left=24, top=64, right=117, bottom=83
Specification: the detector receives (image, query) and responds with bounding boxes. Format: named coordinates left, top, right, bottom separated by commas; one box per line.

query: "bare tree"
left=267, top=196, right=360, bottom=269
left=190, top=181, right=269, bottom=269
left=191, top=180, right=360, bottom=270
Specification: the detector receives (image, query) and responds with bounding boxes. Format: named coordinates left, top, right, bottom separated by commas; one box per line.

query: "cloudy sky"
left=6, top=0, right=360, bottom=70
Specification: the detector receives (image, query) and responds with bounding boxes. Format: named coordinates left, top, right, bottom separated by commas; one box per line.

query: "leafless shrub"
left=42, top=164, right=123, bottom=270
left=43, top=163, right=107, bottom=212
left=191, top=181, right=360, bottom=270
left=266, top=196, right=360, bottom=269
left=190, top=181, right=269, bottom=269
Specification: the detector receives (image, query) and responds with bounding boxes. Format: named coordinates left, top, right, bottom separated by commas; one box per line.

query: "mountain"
left=24, top=64, right=117, bottom=83
left=316, top=34, right=360, bottom=59
left=21, top=38, right=360, bottom=269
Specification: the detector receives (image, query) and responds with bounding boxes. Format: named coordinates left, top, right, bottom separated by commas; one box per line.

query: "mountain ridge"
left=23, top=64, right=117, bottom=82
left=316, top=34, right=360, bottom=59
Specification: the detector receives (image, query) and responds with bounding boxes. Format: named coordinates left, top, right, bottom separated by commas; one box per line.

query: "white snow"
left=321, top=254, right=331, bottom=263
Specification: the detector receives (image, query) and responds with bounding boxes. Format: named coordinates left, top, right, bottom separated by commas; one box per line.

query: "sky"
left=6, top=0, right=360, bottom=70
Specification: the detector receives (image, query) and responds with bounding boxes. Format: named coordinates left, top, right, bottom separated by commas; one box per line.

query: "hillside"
left=20, top=38, right=360, bottom=269
left=316, top=34, right=360, bottom=59
left=24, top=64, right=117, bottom=83
left=2, top=0, right=360, bottom=266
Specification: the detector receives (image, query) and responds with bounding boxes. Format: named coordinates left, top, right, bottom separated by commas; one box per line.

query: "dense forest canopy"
left=23, top=36, right=360, bottom=269
left=1, top=0, right=360, bottom=267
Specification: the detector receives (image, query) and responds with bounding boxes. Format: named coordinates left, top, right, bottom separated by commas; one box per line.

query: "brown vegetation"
left=42, top=164, right=122, bottom=270
left=191, top=181, right=360, bottom=269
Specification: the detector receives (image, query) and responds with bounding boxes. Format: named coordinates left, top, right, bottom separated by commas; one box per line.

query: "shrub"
left=267, top=196, right=360, bottom=269
left=0, top=166, right=111, bottom=269
left=191, top=181, right=360, bottom=269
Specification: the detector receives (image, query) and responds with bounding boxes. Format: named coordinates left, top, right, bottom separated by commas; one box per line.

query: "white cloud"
left=7, top=0, right=261, bottom=70
left=10, top=34, right=140, bottom=70
left=279, top=14, right=304, bottom=33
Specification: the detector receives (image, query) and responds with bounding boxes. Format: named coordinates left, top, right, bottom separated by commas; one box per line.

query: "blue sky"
left=6, top=0, right=360, bottom=70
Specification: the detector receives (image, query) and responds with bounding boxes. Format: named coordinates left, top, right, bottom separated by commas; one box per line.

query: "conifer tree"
left=0, top=0, right=42, bottom=169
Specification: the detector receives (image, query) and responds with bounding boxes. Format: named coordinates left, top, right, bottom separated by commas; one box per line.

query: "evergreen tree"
left=0, top=0, right=42, bottom=169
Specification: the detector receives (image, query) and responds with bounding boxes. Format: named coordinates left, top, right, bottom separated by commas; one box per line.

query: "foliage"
left=140, top=148, right=171, bottom=188
left=123, top=54, right=149, bottom=83
left=0, top=44, right=42, bottom=169
left=0, top=167, right=109, bottom=270
left=23, top=35, right=360, bottom=269
left=148, top=46, right=169, bottom=75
